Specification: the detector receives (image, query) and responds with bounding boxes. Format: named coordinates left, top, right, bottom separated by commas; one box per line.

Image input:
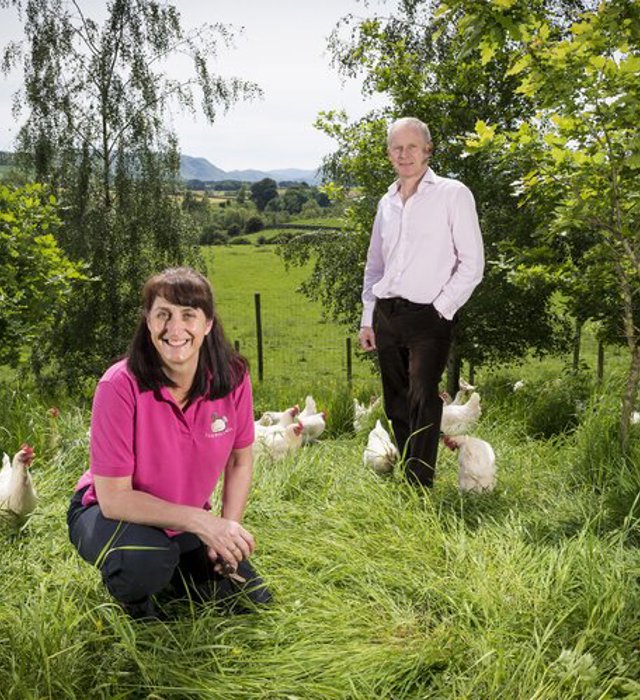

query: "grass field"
left=0, top=358, right=639, bottom=697
left=201, top=245, right=379, bottom=412
left=1, top=245, right=639, bottom=698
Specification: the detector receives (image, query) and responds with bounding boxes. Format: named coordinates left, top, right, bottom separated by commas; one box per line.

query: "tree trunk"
left=616, top=259, right=640, bottom=453
left=621, top=346, right=640, bottom=453
left=573, top=318, right=583, bottom=371
left=597, top=340, right=605, bottom=383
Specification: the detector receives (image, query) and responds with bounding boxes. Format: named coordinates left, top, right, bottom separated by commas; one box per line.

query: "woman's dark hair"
left=127, top=267, right=247, bottom=401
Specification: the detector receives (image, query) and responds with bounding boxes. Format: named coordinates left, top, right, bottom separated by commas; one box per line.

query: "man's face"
left=387, top=126, right=432, bottom=180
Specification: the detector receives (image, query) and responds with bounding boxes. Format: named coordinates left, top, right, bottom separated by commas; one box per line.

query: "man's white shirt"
left=361, top=167, right=485, bottom=327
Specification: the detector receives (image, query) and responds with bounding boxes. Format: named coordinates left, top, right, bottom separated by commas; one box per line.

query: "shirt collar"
left=388, top=167, right=437, bottom=196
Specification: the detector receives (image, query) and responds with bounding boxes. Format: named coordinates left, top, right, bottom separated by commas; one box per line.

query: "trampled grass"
left=1, top=370, right=639, bottom=698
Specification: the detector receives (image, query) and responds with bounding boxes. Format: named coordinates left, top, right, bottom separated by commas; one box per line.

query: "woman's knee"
left=100, top=539, right=181, bottom=603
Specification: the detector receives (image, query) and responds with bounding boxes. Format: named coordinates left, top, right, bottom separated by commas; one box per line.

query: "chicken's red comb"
left=442, top=435, right=457, bottom=450
left=20, top=443, right=33, bottom=452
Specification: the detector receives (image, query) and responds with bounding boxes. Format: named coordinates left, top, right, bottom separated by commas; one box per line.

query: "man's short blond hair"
left=387, top=117, right=432, bottom=147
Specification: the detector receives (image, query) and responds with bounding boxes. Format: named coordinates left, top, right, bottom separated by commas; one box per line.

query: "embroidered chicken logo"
left=210, top=413, right=228, bottom=433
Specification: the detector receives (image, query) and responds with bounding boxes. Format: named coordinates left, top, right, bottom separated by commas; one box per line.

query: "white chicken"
left=298, top=395, right=318, bottom=420
left=439, top=389, right=469, bottom=406
left=254, top=423, right=304, bottom=461
left=353, top=395, right=382, bottom=433
left=363, top=419, right=399, bottom=474
left=443, top=435, right=496, bottom=493
left=256, top=404, right=300, bottom=427
left=299, top=411, right=327, bottom=444
left=441, top=392, right=482, bottom=436
left=0, top=444, right=38, bottom=521
left=256, top=405, right=299, bottom=429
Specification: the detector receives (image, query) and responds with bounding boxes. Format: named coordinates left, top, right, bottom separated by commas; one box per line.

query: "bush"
left=482, top=366, right=593, bottom=439
left=230, top=237, right=251, bottom=245
left=520, top=368, right=593, bottom=439
left=227, top=223, right=242, bottom=237
left=199, top=227, right=228, bottom=245
left=245, top=215, right=265, bottom=233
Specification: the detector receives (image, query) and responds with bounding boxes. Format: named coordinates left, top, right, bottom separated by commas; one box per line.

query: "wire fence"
left=217, top=296, right=379, bottom=389
left=205, top=246, right=380, bottom=392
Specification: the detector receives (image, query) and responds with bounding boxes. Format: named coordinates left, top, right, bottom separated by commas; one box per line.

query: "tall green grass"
left=1, top=367, right=639, bottom=698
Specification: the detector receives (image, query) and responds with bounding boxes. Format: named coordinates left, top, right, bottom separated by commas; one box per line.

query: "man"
left=358, top=117, right=484, bottom=488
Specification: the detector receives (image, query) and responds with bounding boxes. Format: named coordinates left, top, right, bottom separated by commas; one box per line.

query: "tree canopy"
left=459, top=0, right=640, bottom=443
left=0, top=183, right=86, bottom=367
left=1, top=0, right=260, bottom=388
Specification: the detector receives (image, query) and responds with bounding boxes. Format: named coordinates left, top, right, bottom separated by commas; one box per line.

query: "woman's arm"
left=93, top=474, right=254, bottom=567
left=220, top=445, right=253, bottom=523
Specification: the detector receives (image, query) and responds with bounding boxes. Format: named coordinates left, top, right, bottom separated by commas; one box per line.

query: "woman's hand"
left=196, top=514, right=255, bottom=571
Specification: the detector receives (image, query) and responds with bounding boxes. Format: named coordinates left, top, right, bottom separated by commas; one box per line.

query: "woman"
left=67, top=267, right=270, bottom=619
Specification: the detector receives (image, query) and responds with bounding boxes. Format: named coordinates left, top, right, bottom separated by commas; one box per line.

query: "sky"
left=0, top=0, right=390, bottom=172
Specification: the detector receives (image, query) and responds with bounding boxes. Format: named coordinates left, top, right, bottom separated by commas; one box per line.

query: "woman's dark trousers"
left=67, top=488, right=271, bottom=618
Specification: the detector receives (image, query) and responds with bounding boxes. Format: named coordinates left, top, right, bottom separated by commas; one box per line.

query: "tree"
left=1, top=0, right=259, bottom=388
left=282, top=3, right=569, bottom=390
left=458, top=0, right=640, bottom=445
left=0, top=183, right=86, bottom=366
left=244, top=215, right=265, bottom=233
left=250, top=178, right=279, bottom=211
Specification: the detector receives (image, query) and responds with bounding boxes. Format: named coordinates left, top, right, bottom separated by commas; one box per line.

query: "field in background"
left=201, top=246, right=378, bottom=398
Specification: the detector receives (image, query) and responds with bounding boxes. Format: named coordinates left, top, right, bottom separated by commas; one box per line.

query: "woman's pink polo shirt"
left=75, top=359, right=254, bottom=520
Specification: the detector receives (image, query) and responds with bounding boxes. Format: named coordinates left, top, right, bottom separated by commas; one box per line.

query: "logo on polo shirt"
left=210, top=412, right=229, bottom=434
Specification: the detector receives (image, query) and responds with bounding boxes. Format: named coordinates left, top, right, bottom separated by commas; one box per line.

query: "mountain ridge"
left=180, top=155, right=320, bottom=184
left=0, top=150, right=320, bottom=185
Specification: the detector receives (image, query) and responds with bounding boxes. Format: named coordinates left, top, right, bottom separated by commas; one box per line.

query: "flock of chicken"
left=256, top=381, right=496, bottom=494
left=359, top=382, right=496, bottom=493
left=0, top=383, right=495, bottom=524
left=253, top=395, right=327, bottom=460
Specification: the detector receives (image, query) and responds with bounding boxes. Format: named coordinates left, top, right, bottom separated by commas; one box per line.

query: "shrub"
left=199, top=227, right=228, bottom=245
left=520, top=368, right=593, bottom=439
left=245, top=215, right=265, bottom=233
left=230, top=236, right=251, bottom=245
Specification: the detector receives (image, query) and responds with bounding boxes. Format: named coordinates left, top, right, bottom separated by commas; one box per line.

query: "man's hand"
left=358, top=326, right=377, bottom=352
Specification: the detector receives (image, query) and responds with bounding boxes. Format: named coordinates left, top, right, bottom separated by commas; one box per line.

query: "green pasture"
left=288, top=216, right=345, bottom=228
left=1, top=359, right=639, bottom=697
left=202, top=245, right=377, bottom=404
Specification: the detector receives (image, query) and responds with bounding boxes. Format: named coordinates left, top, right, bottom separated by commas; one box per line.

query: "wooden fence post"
left=254, top=292, right=264, bottom=382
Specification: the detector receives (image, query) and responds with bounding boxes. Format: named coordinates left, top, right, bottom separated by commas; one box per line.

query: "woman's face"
left=146, top=295, right=213, bottom=378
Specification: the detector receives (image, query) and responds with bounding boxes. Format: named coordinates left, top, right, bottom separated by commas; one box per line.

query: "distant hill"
left=179, top=156, right=226, bottom=181
left=0, top=150, right=320, bottom=185
left=180, top=155, right=319, bottom=185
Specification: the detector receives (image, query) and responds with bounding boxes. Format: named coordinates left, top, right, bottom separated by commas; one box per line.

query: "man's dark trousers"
left=373, top=297, right=454, bottom=488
